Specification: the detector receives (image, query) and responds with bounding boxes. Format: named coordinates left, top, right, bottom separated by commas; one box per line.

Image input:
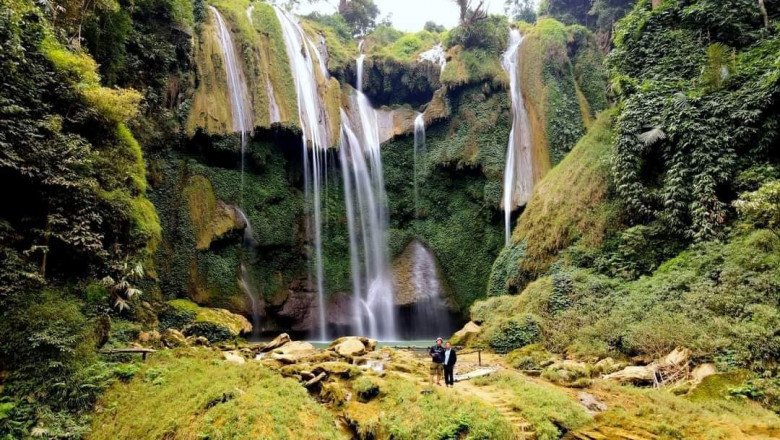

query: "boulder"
left=691, top=363, right=717, bottom=383
left=271, top=341, right=317, bottom=363
left=186, top=335, right=210, bottom=346
left=161, top=329, right=187, bottom=348
left=138, top=330, right=161, bottom=345
left=594, top=357, right=623, bottom=375
left=167, top=299, right=252, bottom=336
left=451, top=321, right=481, bottom=345
left=604, top=365, right=655, bottom=385
left=578, top=392, right=607, bottom=413
left=329, top=336, right=370, bottom=357
left=312, top=362, right=361, bottom=379
left=223, top=351, right=246, bottom=365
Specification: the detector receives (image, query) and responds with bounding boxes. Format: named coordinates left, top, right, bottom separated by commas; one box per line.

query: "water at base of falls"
left=501, top=28, right=534, bottom=246
left=399, top=241, right=454, bottom=339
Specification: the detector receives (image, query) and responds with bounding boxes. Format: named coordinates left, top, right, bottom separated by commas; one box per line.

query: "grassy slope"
left=489, top=110, right=619, bottom=295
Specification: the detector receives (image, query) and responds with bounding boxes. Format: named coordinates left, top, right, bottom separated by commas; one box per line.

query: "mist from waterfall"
left=501, top=28, right=534, bottom=246
left=274, top=6, right=331, bottom=340
left=413, top=113, right=425, bottom=218
left=337, top=51, right=397, bottom=341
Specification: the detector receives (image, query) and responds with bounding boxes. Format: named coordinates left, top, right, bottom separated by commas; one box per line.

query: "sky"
left=294, top=0, right=526, bottom=32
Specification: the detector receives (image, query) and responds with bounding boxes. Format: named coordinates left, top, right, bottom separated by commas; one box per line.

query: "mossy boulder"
left=168, top=299, right=251, bottom=336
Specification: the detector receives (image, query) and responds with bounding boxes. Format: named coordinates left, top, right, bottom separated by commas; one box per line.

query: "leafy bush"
left=158, top=303, right=196, bottom=330
left=488, top=314, right=542, bottom=353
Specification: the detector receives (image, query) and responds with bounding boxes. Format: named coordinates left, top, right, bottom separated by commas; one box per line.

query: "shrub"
left=506, top=344, right=555, bottom=370
left=488, top=314, right=542, bottom=353
left=157, top=303, right=196, bottom=330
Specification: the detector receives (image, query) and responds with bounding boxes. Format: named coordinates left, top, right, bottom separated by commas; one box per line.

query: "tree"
left=505, top=0, right=536, bottom=23
left=338, top=0, right=380, bottom=36
left=424, top=21, right=446, bottom=33
left=453, top=0, right=488, bottom=26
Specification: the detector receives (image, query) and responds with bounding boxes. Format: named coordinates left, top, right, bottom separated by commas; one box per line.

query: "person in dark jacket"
left=443, top=341, right=457, bottom=387
left=429, top=337, right=445, bottom=386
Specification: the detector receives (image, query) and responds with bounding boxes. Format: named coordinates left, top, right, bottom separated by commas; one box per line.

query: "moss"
left=382, top=85, right=508, bottom=310
left=168, top=298, right=249, bottom=335
left=182, top=174, right=237, bottom=249
left=90, top=349, right=344, bottom=439
left=493, top=110, right=620, bottom=293
left=301, top=17, right=357, bottom=73
left=441, top=45, right=505, bottom=88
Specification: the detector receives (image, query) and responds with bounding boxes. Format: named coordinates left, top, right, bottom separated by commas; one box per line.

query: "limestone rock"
left=333, top=338, right=366, bottom=357
left=312, top=361, right=361, bottom=379
left=659, top=347, right=691, bottom=368
left=271, top=341, right=317, bottom=363
left=223, top=351, right=246, bottom=365
left=451, top=321, right=481, bottom=345
left=578, top=392, right=607, bottom=413
left=137, top=330, right=161, bottom=345
left=187, top=335, right=210, bottom=346
left=594, top=357, right=624, bottom=374
left=604, top=365, right=655, bottom=385
left=691, top=363, right=717, bottom=383
left=161, top=329, right=187, bottom=347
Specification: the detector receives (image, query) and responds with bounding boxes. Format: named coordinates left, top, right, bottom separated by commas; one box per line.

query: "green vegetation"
left=90, top=349, right=344, bottom=439
left=344, top=373, right=514, bottom=439
left=473, top=370, right=591, bottom=439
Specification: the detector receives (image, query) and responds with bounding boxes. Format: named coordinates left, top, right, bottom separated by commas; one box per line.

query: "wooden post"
left=478, top=350, right=482, bottom=367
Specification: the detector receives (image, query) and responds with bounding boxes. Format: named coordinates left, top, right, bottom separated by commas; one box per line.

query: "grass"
left=344, top=373, right=514, bottom=439
left=582, top=380, right=780, bottom=439
left=90, top=349, right=345, bottom=439
left=507, top=109, right=620, bottom=285
left=473, top=370, right=591, bottom=439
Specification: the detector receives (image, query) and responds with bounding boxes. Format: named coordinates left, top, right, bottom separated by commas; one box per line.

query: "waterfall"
left=235, top=207, right=261, bottom=337
left=210, top=6, right=253, bottom=204
left=408, top=241, right=451, bottom=339
left=340, top=110, right=397, bottom=341
left=413, top=113, right=425, bottom=218
left=501, top=28, right=534, bottom=246
left=274, top=6, right=332, bottom=340
left=337, top=49, right=397, bottom=340
left=418, top=43, right=447, bottom=73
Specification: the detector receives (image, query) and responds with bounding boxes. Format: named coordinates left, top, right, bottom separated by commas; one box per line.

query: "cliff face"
left=155, top=6, right=610, bottom=330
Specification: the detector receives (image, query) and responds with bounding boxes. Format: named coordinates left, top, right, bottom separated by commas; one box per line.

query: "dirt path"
left=449, top=377, right=536, bottom=439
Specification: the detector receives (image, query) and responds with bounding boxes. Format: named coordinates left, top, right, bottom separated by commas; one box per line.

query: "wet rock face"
left=275, top=289, right=354, bottom=333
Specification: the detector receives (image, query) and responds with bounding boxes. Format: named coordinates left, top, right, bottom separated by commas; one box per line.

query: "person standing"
left=443, top=341, right=457, bottom=387
left=429, top=337, right=445, bottom=386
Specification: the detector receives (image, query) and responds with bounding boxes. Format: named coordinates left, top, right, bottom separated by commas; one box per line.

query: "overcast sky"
left=294, top=0, right=530, bottom=32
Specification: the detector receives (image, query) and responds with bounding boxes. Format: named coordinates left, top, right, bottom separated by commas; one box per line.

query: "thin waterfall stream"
left=209, top=6, right=260, bottom=334
left=274, top=6, right=331, bottom=340
left=413, top=113, right=425, bottom=218
left=501, top=28, right=534, bottom=245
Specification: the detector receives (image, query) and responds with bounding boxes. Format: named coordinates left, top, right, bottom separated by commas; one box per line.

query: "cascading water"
left=210, top=6, right=259, bottom=334
left=337, top=50, right=397, bottom=340
left=418, top=43, right=447, bottom=73
left=210, top=6, right=253, bottom=203
left=274, top=6, right=332, bottom=340
left=501, top=28, right=534, bottom=246
left=413, top=113, right=425, bottom=218
left=407, top=241, right=451, bottom=339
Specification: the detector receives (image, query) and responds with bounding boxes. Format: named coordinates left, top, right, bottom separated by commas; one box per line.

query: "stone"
left=332, top=337, right=367, bottom=357
left=594, top=357, right=623, bottom=374
left=161, top=329, right=187, bottom=348
left=223, top=351, right=246, bottom=365
left=451, top=321, right=481, bottom=345
left=578, top=392, right=607, bottom=414
left=187, top=336, right=210, bottom=346
left=138, top=330, right=161, bottom=344
left=312, top=361, right=361, bottom=379
left=261, top=333, right=291, bottom=352
left=604, top=365, right=655, bottom=385
left=271, top=341, right=317, bottom=363
left=691, top=363, right=717, bottom=383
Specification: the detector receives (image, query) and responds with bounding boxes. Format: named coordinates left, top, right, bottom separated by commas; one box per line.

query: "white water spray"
left=274, top=6, right=332, bottom=340
left=413, top=113, right=425, bottom=218
left=501, top=28, right=534, bottom=245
